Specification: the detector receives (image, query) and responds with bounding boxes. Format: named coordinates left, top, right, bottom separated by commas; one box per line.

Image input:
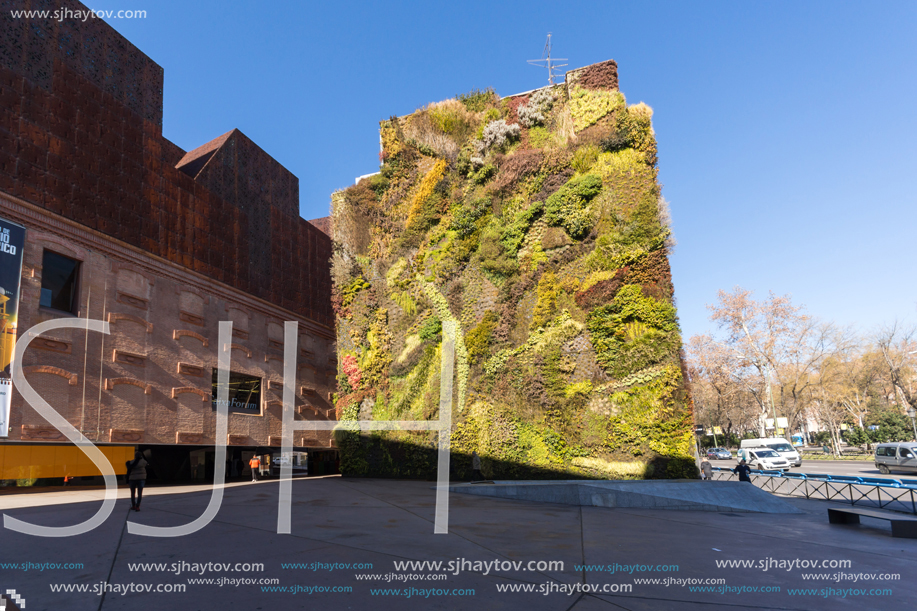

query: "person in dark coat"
left=126, top=451, right=149, bottom=511
left=471, top=451, right=482, bottom=482
left=733, top=459, right=752, bottom=483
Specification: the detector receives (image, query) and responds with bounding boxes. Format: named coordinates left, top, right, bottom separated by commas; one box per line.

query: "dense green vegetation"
left=331, top=70, right=694, bottom=480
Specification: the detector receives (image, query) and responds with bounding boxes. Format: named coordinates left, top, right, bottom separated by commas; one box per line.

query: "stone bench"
left=827, top=506, right=917, bottom=538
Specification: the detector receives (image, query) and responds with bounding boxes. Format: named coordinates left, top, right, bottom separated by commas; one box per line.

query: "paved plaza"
left=2, top=476, right=916, bottom=610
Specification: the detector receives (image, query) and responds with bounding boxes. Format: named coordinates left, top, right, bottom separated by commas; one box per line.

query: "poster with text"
left=0, top=216, right=25, bottom=437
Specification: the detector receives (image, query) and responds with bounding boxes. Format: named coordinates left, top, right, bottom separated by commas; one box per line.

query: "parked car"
left=706, top=448, right=732, bottom=460
left=740, top=438, right=801, bottom=467
left=737, top=448, right=789, bottom=471
left=874, top=442, right=917, bottom=475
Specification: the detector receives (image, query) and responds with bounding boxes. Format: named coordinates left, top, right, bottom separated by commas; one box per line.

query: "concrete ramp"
left=450, top=480, right=803, bottom=513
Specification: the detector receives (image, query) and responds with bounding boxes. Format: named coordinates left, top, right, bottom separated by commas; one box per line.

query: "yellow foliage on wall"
left=579, top=270, right=618, bottom=293
left=405, top=159, right=448, bottom=227
left=571, top=457, right=650, bottom=478
left=568, top=85, right=625, bottom=132
left=381, top=122, right=403, bottom=156
left=628, top=102, right=654, bottom=124
left=591, top=149, right=647, bottom=182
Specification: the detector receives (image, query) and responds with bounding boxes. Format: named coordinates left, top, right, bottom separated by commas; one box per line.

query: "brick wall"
left=2, top=192, right=337, bottom=448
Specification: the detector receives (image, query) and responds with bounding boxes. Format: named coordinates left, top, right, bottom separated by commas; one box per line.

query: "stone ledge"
left=450, top=480, right=804, bottom=514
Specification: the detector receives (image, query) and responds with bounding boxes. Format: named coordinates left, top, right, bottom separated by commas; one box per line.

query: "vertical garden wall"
left=331, top=60, right=696, bottom=480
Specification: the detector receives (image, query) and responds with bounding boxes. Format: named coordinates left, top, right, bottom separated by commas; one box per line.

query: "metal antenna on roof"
left=527, top=33, right=568, bottom=86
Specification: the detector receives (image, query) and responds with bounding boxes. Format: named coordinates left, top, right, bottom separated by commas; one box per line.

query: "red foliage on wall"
left=490, top=149, right=543, bottom=196
left=625, top=249, right=673, bottom=296
left=534, top=170, right=575, bottom=203
left=575, top=249, right=673, bottom=310
left=571, top=59, right=619, bottom=91
left=342, top=354, right=362, bottom=390
left=575, top=268, right=628, bottom=310
left=503, top=95, right=528, bottom=126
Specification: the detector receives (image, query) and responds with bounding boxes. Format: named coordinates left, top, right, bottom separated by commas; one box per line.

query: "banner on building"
left=0, top=216, right=26, bottom=438
left=0, top=379, right=11, bottom=438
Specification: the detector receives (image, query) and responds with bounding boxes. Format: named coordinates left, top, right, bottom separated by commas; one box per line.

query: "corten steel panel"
left=0, top=0, right=334, bottom=327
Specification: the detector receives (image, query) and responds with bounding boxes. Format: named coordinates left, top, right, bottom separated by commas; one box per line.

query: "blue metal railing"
left=709, top=467, right=917, bottom=514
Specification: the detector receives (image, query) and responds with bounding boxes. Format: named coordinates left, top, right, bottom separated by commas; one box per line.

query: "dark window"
left=211, top=370, right=261, bottom=414
left=876, top=447, right=887, bottom=456
left=900, top=449, right=914, bottom=459
left=40, top=251, right=80, bottom=313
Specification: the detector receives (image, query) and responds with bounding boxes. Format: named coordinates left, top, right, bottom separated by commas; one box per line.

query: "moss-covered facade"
left=331, top=60, right=696, bottom=481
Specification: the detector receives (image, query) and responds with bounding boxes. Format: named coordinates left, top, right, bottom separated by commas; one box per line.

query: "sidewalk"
left=0, top=477, right=303, bottom=510
left=2, top=476, right=915, bottom=610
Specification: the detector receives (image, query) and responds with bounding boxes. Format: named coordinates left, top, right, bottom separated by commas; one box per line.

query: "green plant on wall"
left=449, top=197, right=491, bottom=238
left=543, top=174, right=602, bottom=239
left=341, top=277, right=370, bottom=308
left=478, top=223, right=519, bottom=278
left=418, top=315, right=442, bottom=341
left=587, top=285, right=680, bottom=379
left=531, top=271, right=560, bottom=330
left=331, top=62, right=694, bottom=481
left=571, top=145, right=600, bottom=173
left=466, top=311, right=498, bottom=364
left=359, top=309, right=393, bottom=389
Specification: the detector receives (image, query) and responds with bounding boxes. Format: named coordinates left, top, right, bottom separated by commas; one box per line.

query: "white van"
left=736, top=448, right=790, bottom=471
left=740, top=438, right=801, bottom=467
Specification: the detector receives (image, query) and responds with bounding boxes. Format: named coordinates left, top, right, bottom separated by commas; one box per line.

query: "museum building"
left=0, top=0, right=339, bottom=483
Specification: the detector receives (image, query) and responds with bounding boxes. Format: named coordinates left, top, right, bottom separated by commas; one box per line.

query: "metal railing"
left=710, top=467, right=917, bottom=514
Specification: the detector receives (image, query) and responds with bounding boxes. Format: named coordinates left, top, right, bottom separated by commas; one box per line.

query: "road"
left=707, top=456, right=917, bottom=513
left=707, top=457, right=916, bottom=479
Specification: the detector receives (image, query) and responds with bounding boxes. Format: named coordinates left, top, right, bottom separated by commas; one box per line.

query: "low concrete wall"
left=450, top=480, right=803, bottom=513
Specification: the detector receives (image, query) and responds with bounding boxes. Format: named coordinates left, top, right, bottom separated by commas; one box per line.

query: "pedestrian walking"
left=249, top=454, right=261, bottom=482
left=471, top=451, right=482, bottom=482
left=732, top=459, right=752, bottom=483
left=126, top=451, right=148, bottom=511
left=700, top=457, right=713, bottom=481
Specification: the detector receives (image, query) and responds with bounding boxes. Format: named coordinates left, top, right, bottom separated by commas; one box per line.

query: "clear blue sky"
left=93, top=0, right=917, bottom=340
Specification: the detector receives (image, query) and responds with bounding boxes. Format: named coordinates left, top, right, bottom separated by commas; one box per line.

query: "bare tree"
left=875, top=321, right=917, bottom=411
left=835, top=344, right=883, bottom=429
left=686, top=334, right=760, bottom=437
left=811, top=330, right=868, bottom=455
left=706, top=287, right=838, bottom=438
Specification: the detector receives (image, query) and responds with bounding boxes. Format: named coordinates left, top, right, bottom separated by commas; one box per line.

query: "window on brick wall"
left=40, top=250, right=80, bottom=314
left=211, top=370, right=262, bottom=415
